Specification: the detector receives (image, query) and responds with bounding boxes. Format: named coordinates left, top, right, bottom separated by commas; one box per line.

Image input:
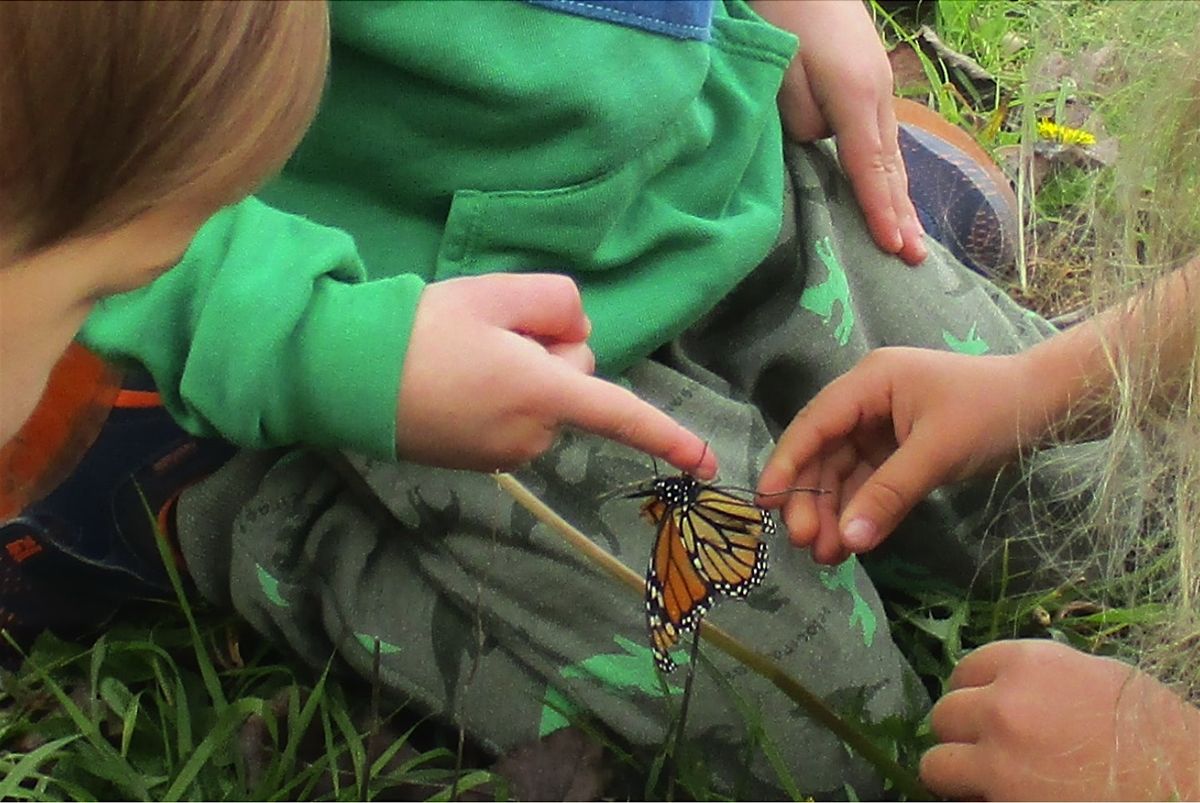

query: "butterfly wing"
left=681, top=488, right=772, bottom=597
left=643, top=498, right=713, bottom=673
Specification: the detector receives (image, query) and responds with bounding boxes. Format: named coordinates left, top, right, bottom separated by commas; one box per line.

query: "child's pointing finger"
left=552, top=370, right=718, bottom=480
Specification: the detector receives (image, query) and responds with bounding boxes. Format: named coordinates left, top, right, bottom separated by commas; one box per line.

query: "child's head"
left=0, top=1, right=329, bottom=444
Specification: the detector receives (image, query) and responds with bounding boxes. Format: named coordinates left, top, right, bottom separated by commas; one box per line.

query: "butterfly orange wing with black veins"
left=682, top=486, right=772, bottom=597
left=637, top=475, right=772, bottom=672
left=641, top=493, right=714, bottom=673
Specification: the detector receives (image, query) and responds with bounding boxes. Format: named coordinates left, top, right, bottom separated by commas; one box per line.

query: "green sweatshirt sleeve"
left=79, top=197, right=423, bottom=459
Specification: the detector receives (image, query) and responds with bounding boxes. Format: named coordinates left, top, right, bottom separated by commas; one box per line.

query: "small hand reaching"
left=922, top=640, right=1200, bottom=800
left=751, top=0, right=926, bottom=264
left=396, top=273, right=717, bottom=477
left=756, top=347, right=1046, bottom=564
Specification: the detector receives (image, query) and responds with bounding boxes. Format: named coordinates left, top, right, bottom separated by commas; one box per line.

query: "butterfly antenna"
left=694, top=441, right=711, bottom=477
left=756, top=485, right=830, bottom=498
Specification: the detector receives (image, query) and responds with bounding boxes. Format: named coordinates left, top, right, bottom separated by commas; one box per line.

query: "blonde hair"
left=0, top=0, right=330, bottom=261
left=1024, top=1, right=1200, bottom=702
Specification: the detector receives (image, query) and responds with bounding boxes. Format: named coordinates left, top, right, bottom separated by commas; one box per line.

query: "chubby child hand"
left=751, top=0, right=926, bottom=266
left=922, top=639, right=1200, bottom=801
left=396, top=274, right=716, bottom=477
left=756, top=348, right=1040, bottom=564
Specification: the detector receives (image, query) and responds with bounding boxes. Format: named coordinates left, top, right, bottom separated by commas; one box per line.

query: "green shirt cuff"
left=273, top=273, right=424, bottom=459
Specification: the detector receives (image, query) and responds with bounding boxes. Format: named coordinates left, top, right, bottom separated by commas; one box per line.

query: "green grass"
left=0, top=520, right=498, bottom=801
left=877, top=0, right=1200, bottom=316
left=7, top=2, right=1200, bottom=799
left=0, top=603, right=495, bottom=801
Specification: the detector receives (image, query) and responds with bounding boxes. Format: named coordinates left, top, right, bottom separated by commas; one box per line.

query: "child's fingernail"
left=842, top=518, right=876, bottom=551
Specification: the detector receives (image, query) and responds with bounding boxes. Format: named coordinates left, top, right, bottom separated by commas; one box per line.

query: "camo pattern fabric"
left=175, top=142, right=1067, bottom=799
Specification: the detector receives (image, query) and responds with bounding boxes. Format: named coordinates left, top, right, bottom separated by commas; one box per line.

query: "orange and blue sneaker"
left=0, top=343, right=235, bottom=665
left=896, top=98, right=1020, bottom=280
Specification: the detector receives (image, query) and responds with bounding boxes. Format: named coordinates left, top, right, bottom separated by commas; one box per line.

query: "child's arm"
left=921, top=640, right=1200, bottom=800
left=81, top=197, right=409, bottom=457
left=756, top=257, right=1200, bottom=564
left=81, top=198, right=716, bottom=476
left=749, top=0, right=926, bottom=265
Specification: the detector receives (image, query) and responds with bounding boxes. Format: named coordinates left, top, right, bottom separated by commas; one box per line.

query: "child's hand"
left=922, top=640, right=1200, bottom=801
left=751, top=0, right=926, bottom=265
left=756, top=348, right=1037, bottom=564
left=396, top=274, right=717, bottom=477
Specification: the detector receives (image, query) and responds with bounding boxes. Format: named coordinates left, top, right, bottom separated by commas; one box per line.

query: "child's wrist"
left=1156, top=691, right=1200, bottom=800
left=1017, top=328, right=1112, bottom=445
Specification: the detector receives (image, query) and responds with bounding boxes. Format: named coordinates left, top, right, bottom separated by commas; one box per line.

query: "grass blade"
left=162, top=697, right=263, bottom=801
left=143, top=490, right=228, bottom=713
left=259, top=661, right=333, bottom=796
left=0, top=734, right=82, bottom=799
left=424, top=770, right=494, bottom=802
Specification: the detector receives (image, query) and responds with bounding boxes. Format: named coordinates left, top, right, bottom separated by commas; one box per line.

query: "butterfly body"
left=630, top=474, right=773, bottom=672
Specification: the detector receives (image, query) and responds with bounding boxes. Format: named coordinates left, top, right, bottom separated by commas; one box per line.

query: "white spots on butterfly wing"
left=640, top=472, right=776, bottom=673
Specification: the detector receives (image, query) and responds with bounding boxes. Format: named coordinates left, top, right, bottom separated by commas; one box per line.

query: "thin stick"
left=676, top=627, right=703, bottom=747
left=494, top=472, right=929, bottom=800
left=664, top=627, right=704, bottom=801
left=362, top=637, right=382, bottom=802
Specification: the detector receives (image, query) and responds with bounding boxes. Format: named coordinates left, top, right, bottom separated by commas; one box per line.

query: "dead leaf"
left=490, top=727, right=611, bottom=801
left=995, top=144, right=1053, bottom=195
left=915, top=25, right=1000, bottom=110
left=1034, top=139, right=1119, bottom=171
left=1030, top=51, right=1073, bottom=96
left=1000, top=31, right=1028, bottom=58
left=1081, top=136, right=1119, bottom=168
left=237, top=688, right=290, bottom=792
left=1056, top=601, right=1105, bottom=620
left=888, top=41, right=933, bottom=97
left=237, top=687, right=435, bottom=800
left=1074, top=44, right=1119, bottom=93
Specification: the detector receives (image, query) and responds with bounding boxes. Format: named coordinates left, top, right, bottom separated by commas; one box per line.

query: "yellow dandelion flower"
left=1037, top=119, right=1097, bottom=147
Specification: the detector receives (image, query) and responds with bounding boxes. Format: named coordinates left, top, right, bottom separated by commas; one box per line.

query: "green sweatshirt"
left=80, top=0, right=797, bottom=459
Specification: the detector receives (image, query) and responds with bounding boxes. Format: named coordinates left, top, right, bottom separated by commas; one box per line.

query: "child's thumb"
left=838, top=440, right=948, bottom=552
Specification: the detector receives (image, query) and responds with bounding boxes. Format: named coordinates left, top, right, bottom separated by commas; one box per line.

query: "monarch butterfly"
left=628, top=474, right=773, bottom=672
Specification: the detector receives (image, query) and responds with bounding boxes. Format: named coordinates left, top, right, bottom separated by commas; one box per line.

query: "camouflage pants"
left=176, top=142, right=1058, bottom=799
